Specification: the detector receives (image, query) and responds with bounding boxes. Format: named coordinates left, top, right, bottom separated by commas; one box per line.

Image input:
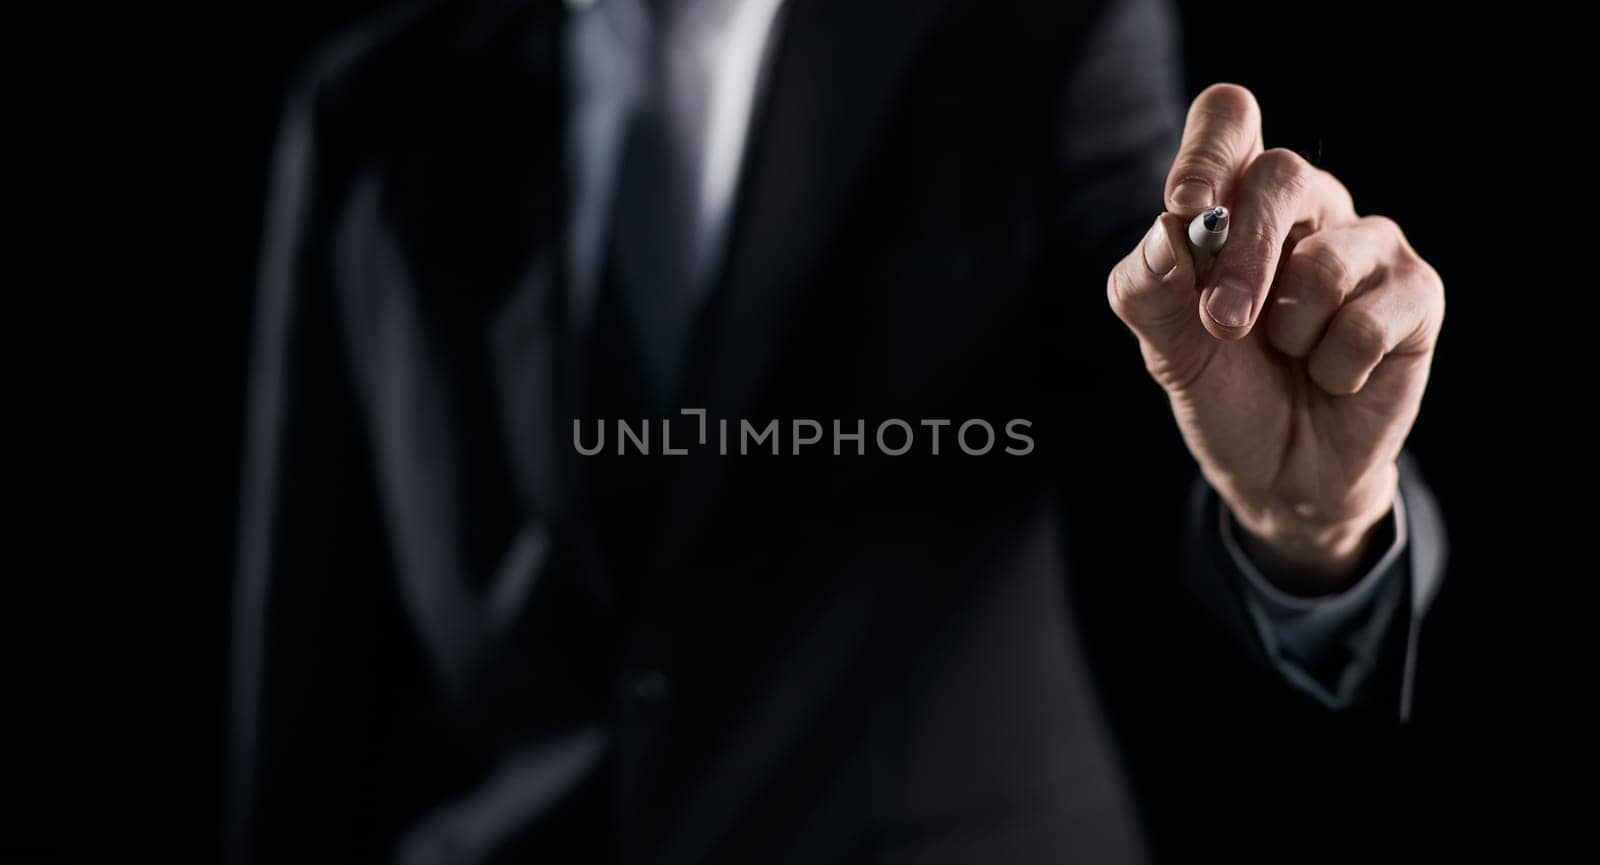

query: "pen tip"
left=1202, top=206, right=1228, bottom=232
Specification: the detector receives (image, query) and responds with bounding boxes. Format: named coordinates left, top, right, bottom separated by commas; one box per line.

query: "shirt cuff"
left=1220, top=490, right=1411, bottom=709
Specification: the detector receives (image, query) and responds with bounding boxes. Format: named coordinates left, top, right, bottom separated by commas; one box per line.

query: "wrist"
left=1226, top=464, right=1399, bottom=595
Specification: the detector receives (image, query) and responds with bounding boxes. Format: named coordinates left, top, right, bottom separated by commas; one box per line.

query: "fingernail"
left=1207, top=278, right=1255, bottom=328
left=1142, top=219, right=1175, bottom=275
left=1170, top=179, right=1213, bottom=212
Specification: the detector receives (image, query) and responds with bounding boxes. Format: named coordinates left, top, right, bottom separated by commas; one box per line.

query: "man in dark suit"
left=230, top=0, right=1447, bottom=861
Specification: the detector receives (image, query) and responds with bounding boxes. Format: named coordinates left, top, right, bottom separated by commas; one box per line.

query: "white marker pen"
left=1187, top=205, right=1229, bottom=273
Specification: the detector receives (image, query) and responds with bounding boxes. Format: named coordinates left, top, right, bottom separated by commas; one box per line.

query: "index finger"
left=1165, top=83, right=1263, bottom=217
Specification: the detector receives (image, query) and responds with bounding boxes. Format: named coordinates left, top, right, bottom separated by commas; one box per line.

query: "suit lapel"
left=470, top=1, right=620, bottom=607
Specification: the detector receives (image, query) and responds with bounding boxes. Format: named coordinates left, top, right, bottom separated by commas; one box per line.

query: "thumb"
left=1106, top=213, right=1201, bottom=356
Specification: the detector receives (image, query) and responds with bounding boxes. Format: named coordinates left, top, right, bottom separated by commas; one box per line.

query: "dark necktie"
left=605, top=0, right=709, bottom=412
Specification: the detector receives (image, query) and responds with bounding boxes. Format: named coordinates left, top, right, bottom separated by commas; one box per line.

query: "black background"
left=16, top=2, right=1581, bottom=861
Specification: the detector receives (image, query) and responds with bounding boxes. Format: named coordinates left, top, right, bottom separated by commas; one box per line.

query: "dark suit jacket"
left=230, top=0, right=1438, bottom=862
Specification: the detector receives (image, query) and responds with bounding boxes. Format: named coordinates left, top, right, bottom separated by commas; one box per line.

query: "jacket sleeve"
left=1183, top=452, right=1449, bottom=721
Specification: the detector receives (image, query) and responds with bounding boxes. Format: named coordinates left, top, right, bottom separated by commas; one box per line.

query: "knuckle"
left=1418, top=261, right=1446, bottom=333
left=1253, top=148, right=1312, bottom=194
left=1237, top=222, right=1284, bottom=275
left=1329, top=171, right=1356, bottom=213
left=1362, top=214, right=1446, bottom=332
left=1290, top=239, right=1354, bottom=302
left=1427, top=263, right=1446, bottom=317
left=1365, top=214, right=1425, bottom=269
left=1173, top=147, right=1234, bottom=182
left=1401, top=253, right=1443, bottom=298
left=1363, top=214, right=1404, bottom=243
left=1339, top=310, right=1389, bottom=360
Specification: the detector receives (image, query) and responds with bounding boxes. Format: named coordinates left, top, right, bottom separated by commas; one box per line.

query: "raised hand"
left=1106, top=84, right=1444, bottom=593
